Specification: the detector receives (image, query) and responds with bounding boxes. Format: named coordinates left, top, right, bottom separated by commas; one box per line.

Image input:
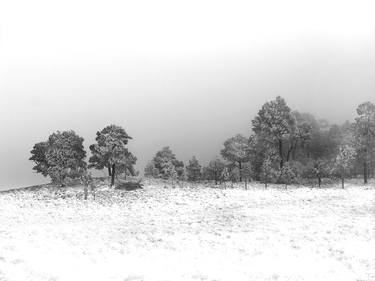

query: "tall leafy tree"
left=186, top=156, right=202, bottom=181
left=221, top=134, right=250, bottom=182
left=252, top=96, right=295, bottom=168
left=89, top=125, right=135, bottom=186
left=30, top=130, right=87, bottom=185
left=353, top=102, right=375, bottom=184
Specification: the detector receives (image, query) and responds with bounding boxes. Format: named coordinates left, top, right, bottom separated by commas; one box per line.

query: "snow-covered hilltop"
left=0, top=182, right=374, bottom=281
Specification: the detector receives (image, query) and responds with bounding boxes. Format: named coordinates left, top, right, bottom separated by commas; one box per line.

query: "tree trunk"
left=292, top=142, right=298, bottom=160
left=108, top=166, right=112, bottom=177
left=84, top=186, right=88, bottom=200
left=364, top=161, right=368, bottom=184
left=341, top=176, right=344, bottom=189
left=367, top=163, right=373, bottom=179
left=238, top=161, right=242, bottom=182
left=286, top=140, right=296, bottom=162
left=278, top=139, right=284, bottom=168
left=111, top=164, right=116, bottom=186
left=318, top=175, right=321, bottom=188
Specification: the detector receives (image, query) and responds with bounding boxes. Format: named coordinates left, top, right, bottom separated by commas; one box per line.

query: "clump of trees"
left=144, top=97, right=375, bottom=188
left=30, top=125, right=137, bottom=187
left=185, top=156, right=202, bottom=181
left=202, top=158, right=226, bottom=185
left=32, top=97, right=375, bottom=190
left=144, top=147, right=184, bottom=180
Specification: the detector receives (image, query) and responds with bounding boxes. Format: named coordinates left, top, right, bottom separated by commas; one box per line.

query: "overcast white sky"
left=1, top=0, right=375, bottom=188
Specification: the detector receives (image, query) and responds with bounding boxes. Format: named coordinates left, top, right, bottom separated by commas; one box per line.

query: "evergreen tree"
left=149, top=147, right=184, bottom=179
left=186, top=156, right=202, bottom=181
left=89, top=125, right=135, bottom=186
left=221, top=134, right=250, bottom=182
left=252, top=96, right=295, bottom=168
left=162, top=160, right=178, bottom=187
left=29, top=141, right=50, bottom=177
left=260, top=154, right=277, bottom=188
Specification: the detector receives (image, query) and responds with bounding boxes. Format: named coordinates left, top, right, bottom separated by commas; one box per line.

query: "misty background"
left=1, top=0, right=375, bottom=189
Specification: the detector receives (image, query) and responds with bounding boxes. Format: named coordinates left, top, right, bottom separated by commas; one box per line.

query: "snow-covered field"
left=0, top=182, right=374, bottom=281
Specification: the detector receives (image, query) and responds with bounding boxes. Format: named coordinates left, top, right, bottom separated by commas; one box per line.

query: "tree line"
left=30, top=96, right=375, bottom=188
left=145, top=96, right=375, bottom=188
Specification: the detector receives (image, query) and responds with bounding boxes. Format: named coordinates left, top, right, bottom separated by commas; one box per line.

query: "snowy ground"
left=0, top=181, right=374, bottom=281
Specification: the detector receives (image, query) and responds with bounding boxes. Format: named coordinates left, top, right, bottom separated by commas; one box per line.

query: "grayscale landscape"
left=1, top=0, right=375, bottom=280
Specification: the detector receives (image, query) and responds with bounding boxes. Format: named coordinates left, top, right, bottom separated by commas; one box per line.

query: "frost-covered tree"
left=332, top=145, right=356, bottom=188
left=162, top=160, right=178, bottom=187
left=287, top=111, right=314, bottom=160
left=29, top=141, right=50, bottom=177
left=247, top=135, right=268, bottom=180
left=221, top=166, right=231, bottom=188
left=221, top=134, right=250, bottom=182
left=80, top=172, right=95, bottom=200
left=353, top=102, right=375, bottom=184
left=30, top=130, right=87, bottom=185
left=115, top=150, right=137, bottom=179
left=88, top=125, right=135, bottom=186
left=252, top=96, right=295, bottom=168
left=260, top=154, right=276, bottom=188
left=185, top=156, right=202, bottom=181
left=279, top=162, right=296, bottom=189
left=149, top=147, right=184, bottom=179
left=203, top=158, right=225, bottom=185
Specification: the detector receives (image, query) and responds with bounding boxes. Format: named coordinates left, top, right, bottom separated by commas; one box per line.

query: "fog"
left=1, top=0, right=375, bottom=188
